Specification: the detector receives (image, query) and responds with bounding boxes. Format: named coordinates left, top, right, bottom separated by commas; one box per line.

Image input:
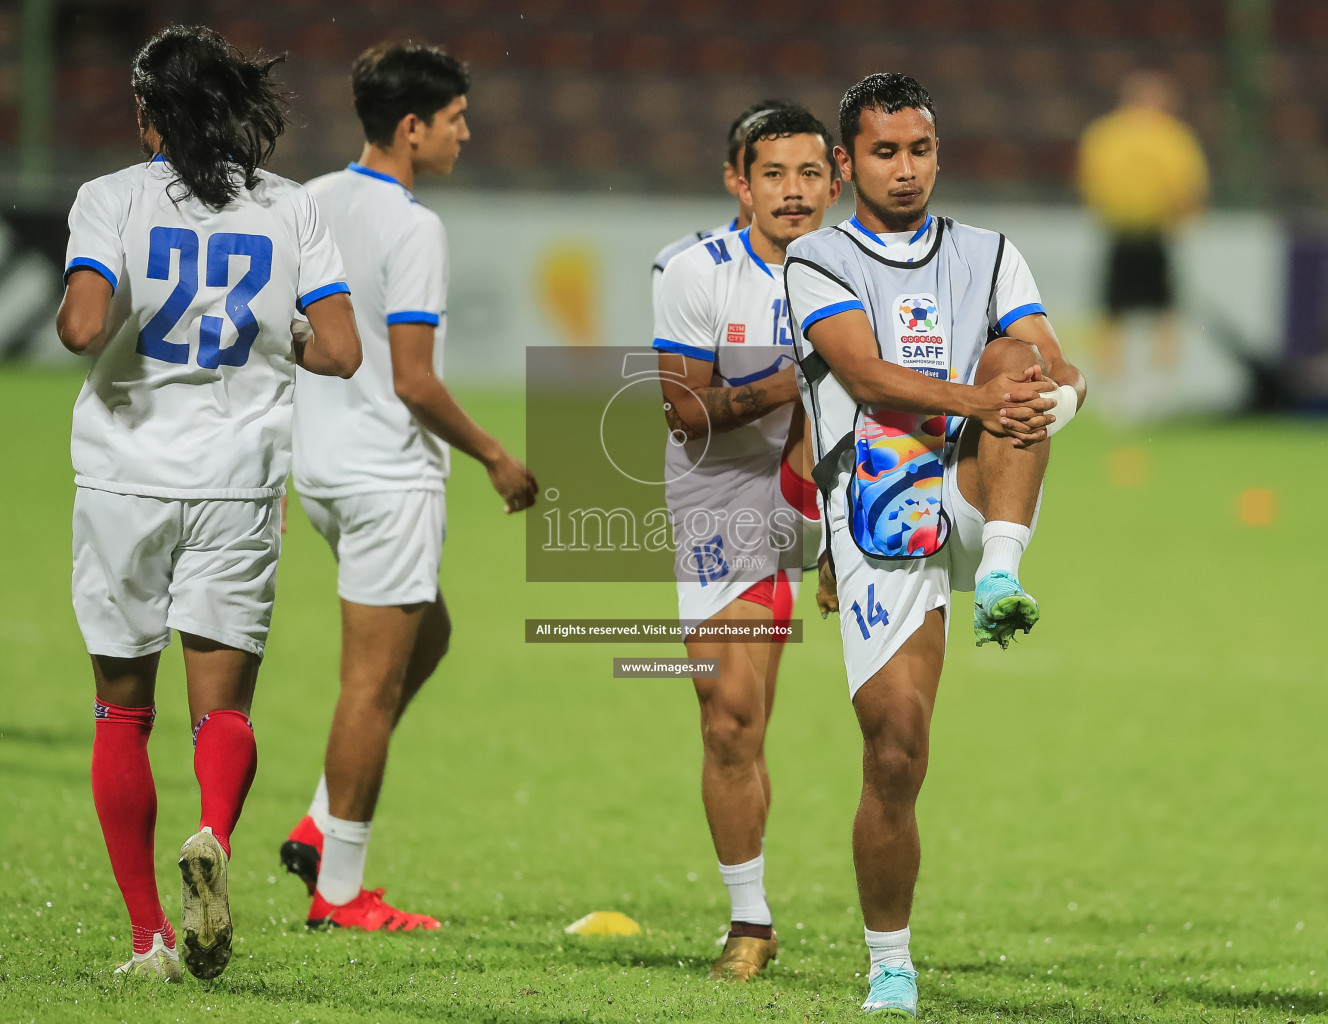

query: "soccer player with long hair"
left=279, top=43, right=536, bottom=932
left=57, top=24, right=361, bottom=981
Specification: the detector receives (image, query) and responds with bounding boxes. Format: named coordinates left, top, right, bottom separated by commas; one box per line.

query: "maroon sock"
left=192, top=709, right=257, bottom=859
left=91, top=699, right=168, bottom=955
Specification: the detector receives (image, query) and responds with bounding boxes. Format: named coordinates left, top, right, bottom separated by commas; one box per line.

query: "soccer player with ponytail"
left=56, top=24, right=361, bottom=981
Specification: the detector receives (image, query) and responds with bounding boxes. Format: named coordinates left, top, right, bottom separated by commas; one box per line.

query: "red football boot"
left=306, top=887, right=441, bottom=931
left=279, top=816, right=324, bottom=896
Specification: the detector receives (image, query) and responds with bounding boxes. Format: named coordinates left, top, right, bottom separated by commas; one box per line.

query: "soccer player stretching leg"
left=57, top=25, right=361, bottom=981
left=654, top=107, right=840, bottom=981
left=281, top=44, right=536, bottom=931
left=784, top=74, right=1086, bottom=1016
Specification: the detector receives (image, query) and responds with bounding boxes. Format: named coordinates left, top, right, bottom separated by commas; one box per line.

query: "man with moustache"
left=653, top=105, right=840, bottom=981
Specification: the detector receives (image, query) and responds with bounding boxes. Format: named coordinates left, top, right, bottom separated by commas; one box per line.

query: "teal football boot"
left=862, top=964, right=919, bottom=1016
left=973, top=569, right=1040, bottom=648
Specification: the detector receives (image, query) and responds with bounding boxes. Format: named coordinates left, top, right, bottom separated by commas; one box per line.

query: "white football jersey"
left=653, top=226, right=797, bottom=469
left=292, top=164, right=450, bottom=498
left=650, top=217, right=738, bottom=309
left=65, top=156, right=348, bottom=499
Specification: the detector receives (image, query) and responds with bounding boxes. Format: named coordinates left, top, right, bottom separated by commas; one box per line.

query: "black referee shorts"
left=1105, top=234, right=1173, bottom=313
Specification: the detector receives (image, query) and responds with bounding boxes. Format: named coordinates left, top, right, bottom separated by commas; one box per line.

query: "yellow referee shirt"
left=1078, top=108, right=1208, bottom=234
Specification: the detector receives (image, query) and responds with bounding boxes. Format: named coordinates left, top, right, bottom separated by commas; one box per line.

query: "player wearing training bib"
left=57, top=25, right=362, bottom=983
left=783, top=74, right=1086, bottom=1018
left=650, top=99, right=794, bottom=308
left=653, top=107, right=839, bottom=982
left=281, top=44, right=536, bottom=934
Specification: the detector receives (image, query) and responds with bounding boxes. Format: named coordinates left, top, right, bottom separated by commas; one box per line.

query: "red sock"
left=192, top=709, right=257, bottom=859
left=92, top=699, right=170, bottom=955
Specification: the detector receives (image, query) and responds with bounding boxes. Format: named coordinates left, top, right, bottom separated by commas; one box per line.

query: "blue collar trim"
left=739, top=227, right=774, bottom=278
left=348, top=162, right=411, bottom=193
left=850, top=213, right=933, bottom=247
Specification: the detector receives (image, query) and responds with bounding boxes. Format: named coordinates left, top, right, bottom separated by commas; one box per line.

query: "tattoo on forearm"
left=703, top=382, right=778, bottom=426
left=664, top=380, right=784, bottom=440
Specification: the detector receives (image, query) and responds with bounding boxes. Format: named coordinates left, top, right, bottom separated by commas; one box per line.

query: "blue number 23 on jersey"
left=137, top=226, right=273, bottom=368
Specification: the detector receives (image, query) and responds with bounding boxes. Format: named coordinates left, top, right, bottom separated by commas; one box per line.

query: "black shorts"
left=1105, top=234, right=1173, bottom=313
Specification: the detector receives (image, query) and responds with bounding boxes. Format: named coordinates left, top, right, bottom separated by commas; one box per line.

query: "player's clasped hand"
left=488, top=452, right=537, bottom=513
left=974, top=365, right=1058, bottom=447
left=1002, top=365, right=1063, bottom=448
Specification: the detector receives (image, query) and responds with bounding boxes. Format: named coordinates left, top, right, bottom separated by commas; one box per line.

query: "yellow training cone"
left=564, top=911, right=642, bottom=937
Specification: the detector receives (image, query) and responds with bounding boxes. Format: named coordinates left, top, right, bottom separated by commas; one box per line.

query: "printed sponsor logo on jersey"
left=726, top=322, right=746, bottom=344
left=897, top=296, right=939, bottom=333
left=891, top=292, right=948, bottom=379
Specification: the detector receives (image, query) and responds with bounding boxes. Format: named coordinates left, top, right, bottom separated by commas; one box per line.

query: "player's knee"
left=703, top=705, right=763, bottom=766
left=977, top=335, right=1046, bottom=382
left=341, top=667, right=407, bottom=716
left=863, top=734, right=928, bottom=804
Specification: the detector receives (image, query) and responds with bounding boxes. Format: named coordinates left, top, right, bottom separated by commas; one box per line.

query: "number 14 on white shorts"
left=850, top=583, right=889, bottom=640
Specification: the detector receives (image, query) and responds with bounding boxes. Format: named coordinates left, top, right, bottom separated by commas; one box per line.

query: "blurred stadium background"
left=2, top=0, right=1327, bottom=414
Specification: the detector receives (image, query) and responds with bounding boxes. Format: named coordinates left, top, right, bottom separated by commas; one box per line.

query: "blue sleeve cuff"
left=64, top=257, right=118, bottom=292
left=386, top=310, right=443, bottom=326
left=996, top=302, right=1045, bottom=333
left=297, top=281, right=351, bottom=313
left=652, top=338, right=716, bottom=362
left=800, top=299, right=865, bottom=335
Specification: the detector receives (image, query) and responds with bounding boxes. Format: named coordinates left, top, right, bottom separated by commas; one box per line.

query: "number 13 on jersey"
left=138, top=226, right=272, bottom=368
left=850, top=584, right=889, bottom=640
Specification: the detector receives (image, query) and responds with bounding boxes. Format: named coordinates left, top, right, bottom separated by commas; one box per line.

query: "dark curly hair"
left=741, top=106, right=835, bottom=178
left=839, top=73, right=937, bottom=158
left=131, top=25, right=287, bottom=209
left=352, top=43, right=470, bottom=148
left=726, top=98, right=795, bottom=168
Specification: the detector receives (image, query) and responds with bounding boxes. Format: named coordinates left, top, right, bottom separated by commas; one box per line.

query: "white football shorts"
left=71, top=488, right=281, bottom=658
left=300, top=489, right=445, bottom=607
left=676, top=572, right=801, bottom=629
left=831, top=456, right=992, bottom=699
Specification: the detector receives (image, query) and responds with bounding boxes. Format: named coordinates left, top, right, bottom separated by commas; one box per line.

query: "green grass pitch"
left=1, top=366, right=1326, bottom=1023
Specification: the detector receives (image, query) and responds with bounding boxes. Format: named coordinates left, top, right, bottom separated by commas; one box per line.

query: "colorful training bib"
left=847, top=408, right=950, bottom=559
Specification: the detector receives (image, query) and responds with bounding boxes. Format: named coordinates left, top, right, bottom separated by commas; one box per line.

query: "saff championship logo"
left=891, top=293, right=948, bottom=380
left=897, top=296, right=939, bottom=333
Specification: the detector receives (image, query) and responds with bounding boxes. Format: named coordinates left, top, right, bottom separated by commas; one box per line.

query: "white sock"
left=717, top=855, right=772, bottom=926
left=865, top=925, right=913, bottom=973
left=307, top=774, right=330, bottom=834
left=316, top=815, right=371, bottom=906
left=975, top=520, right=1030, bottom=584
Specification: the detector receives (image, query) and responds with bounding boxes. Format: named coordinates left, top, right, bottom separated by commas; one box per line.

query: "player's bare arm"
left=56, top=269, right=114, bottom=355
left=657, top=352, right=800, bottom=442
left=389, top=322, right=536, bottom=512
left=296, top=293, right=363, bottom=378
left=805, top=308, right=1056, bottom=443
